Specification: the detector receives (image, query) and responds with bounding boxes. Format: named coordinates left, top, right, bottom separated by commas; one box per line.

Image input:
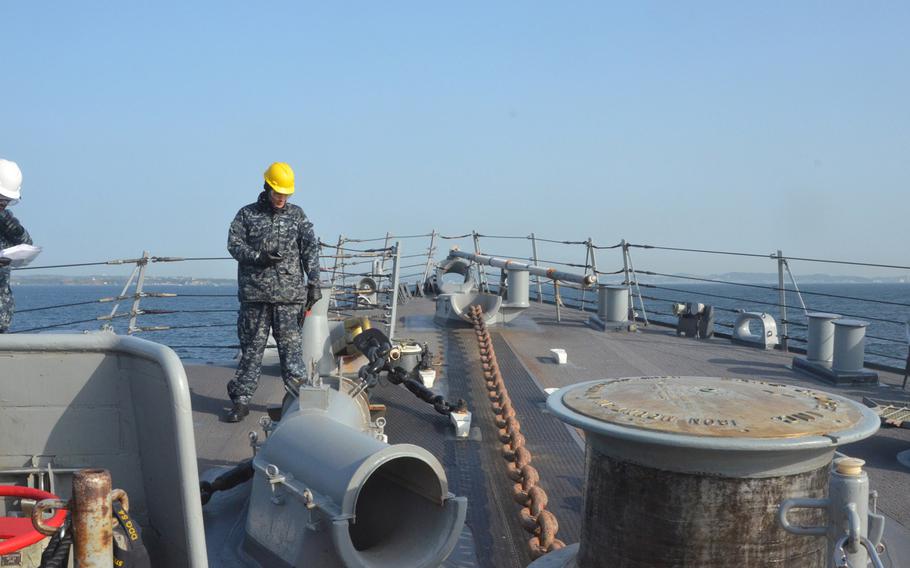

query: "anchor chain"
left=468, top=305, right=565, bottom=559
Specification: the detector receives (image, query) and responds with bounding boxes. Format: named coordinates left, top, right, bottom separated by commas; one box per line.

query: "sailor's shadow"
left=708, top=357, right=795, bottom=379
left=534, top=319, right=590, bottom=329
left=709, top=358, right=792, bottom=369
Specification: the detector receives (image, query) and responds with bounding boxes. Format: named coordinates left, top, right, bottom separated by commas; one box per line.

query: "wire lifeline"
left=474, top=233, right=529, bottom=240
left=11, top=317, right=106, bottom=333
left=535, top=237, right=588, bottom=245
left=635, top=283, right=904, bottom=325
left=594, top=268, right=626, bottom=275
left=17, top=299, right=108, bottom=313
left=632, top=243, right=910, bottom=271
left=151, top=256, right=232, bottom=262
left=628, top=244, right=775, bottom=259
left=345, top=233, right=432, bottom=243
left=635, top=283, right=786, bottom=310
left=639, top=271, right=910, bottom=308
left=12, top=261, right=119, bottom=271
left=137, top=323, right=235, bottom=332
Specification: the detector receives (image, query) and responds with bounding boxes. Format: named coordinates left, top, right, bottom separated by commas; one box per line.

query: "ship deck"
left=186, top=297, right=910, bottom=568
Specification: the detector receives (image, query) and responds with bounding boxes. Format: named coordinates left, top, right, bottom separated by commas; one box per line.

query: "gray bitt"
left=226, top=191, right=320, bottom=403
left=0, top=210, right=32, bottom=333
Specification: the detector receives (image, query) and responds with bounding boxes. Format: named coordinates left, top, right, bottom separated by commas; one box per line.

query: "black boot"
left=223, top=402, right=250, bottom=423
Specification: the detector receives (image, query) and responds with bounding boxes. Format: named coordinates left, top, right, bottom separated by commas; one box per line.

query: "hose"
left=199, top=458, right=255, bottom=506
left=39, top=519, right=72, bottom=568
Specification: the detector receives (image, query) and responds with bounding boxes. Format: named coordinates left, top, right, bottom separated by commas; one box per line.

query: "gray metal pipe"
left=448, top=249, right=597, bottom=287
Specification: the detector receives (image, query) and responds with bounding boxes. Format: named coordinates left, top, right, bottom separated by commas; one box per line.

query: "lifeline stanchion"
left=468, top=305, right=565, bottom=559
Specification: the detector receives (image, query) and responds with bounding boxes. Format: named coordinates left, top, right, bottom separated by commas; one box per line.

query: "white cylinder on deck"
left=506, top=269, right=530, bottom=308
left=806, top=312, right=841, bottom=363
left=832, top=319, right=869, bottom=373
left=600, top=285, right=628, bottom=323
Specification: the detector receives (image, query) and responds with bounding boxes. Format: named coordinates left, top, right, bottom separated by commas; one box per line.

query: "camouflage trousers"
left=228, top=302, right=305, bottom=405
left=0, top=288, right=13, bottom=333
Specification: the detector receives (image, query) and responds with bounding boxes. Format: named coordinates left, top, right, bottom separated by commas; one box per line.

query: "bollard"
left=600, top=285, right=628, bottom=323
left=72, top=469, right=114, bottom=568
left=832, top=319, right=869, bottom=373
left=505, top=269, right=530, bottom=308
left=807, top=312, right=841, bottom=363
left=793, top=317, right=877, bottom=385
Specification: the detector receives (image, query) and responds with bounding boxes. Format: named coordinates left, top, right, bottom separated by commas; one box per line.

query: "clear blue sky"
left=4, top=2, right=908, bottom=279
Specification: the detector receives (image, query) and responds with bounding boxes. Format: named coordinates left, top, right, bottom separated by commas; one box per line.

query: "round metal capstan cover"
left=560, top=376, right=868, bottom=440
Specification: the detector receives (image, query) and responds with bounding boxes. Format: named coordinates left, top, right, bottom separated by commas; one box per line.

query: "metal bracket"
left=248, top=431, right=259, bottom=457
left=778, top=497, right=829, bottom=536
left=265, top=464, right=287, bottom=505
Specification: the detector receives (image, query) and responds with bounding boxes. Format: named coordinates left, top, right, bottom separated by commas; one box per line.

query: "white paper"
left=0, top=244, right=42, bottom=267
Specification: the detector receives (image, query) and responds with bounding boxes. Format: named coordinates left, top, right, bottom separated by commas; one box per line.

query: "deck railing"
left=8, top=231, right=910, bottom=376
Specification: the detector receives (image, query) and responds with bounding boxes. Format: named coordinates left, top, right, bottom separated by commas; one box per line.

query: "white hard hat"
left=0, top=159, right=23, bottom=202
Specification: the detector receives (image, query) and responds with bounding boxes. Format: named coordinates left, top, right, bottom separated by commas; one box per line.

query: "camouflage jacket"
left=227, top=192, right=320, bottom=303
left=0, top=210, right=32, bottom=293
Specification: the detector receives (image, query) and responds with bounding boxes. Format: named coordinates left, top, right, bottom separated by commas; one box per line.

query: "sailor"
left=225, top=162, right=321, bottom=422
left=0, top=159, right=32, bottom=333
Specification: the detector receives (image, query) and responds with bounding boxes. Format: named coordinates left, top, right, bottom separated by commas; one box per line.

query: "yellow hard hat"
left=263, top=162, right=295, bottom=195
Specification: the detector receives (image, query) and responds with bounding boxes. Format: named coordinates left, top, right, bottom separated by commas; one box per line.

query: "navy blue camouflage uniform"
left=227, top=191, right=320, bottom=404
left=0, top=210, right=32, bottom=333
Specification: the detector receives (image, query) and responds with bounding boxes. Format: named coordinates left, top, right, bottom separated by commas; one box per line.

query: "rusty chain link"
left=468, top=304, right=566, bottom=559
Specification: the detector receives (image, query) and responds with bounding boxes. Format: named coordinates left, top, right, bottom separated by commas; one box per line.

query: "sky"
left=3, top=1, right=909, bottom=280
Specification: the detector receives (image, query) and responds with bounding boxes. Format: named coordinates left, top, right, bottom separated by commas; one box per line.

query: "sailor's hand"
left=305, top=283, right=322, bottom=311
left=0, top=257, right=10, bottom=267
left=257, top=251, right=283, bottom=265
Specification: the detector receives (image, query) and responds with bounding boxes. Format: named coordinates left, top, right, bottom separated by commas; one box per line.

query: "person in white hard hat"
left=0, top=159, right=33, bottom=332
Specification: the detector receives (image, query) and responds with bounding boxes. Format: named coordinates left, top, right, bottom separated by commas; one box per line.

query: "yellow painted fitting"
left=834, top=457, right=865, bottom=476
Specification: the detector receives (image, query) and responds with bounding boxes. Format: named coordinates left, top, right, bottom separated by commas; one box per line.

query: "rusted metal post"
left=72, top=469, right=113, bottom=568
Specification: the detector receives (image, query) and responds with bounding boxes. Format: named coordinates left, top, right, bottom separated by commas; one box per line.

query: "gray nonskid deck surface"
left=186, top=362, right=286, bottom=473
